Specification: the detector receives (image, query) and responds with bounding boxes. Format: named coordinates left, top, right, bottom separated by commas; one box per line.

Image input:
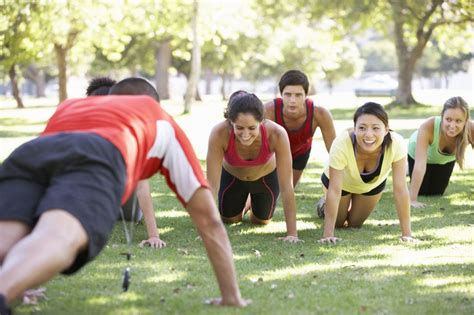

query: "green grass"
left=1, top=98, right=473, bottom=314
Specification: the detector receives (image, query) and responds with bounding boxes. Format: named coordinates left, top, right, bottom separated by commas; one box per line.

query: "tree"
left=256, top=0, right=473, bottom=107
left=183, top=0, right=200, bottom=113
left=0, top=2, right=48, bottom=107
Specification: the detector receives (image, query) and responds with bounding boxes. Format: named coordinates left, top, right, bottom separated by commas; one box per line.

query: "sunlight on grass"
left=87, top=296, right=113, bottom=306
left=418, top=276, right=473, bottom=290
left=424, top=226, right=474, bottom=242
left=248, top=263, right=323, bottom=281
left=368, top=245, right=473, bottom=266
left=156, top=210, right=188, bottom=218
left=143, top=271, right=187, bottom=284
left=237, top=220, right=317, bottom=235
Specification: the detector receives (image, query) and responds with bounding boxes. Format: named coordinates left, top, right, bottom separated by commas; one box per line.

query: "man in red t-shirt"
left=0, top=78, right=248, bottom=312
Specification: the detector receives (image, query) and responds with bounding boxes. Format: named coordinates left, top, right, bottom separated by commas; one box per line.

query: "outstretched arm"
left=392, top=157, right=414, bottom=241
left=137, top=180, right=166, bottom=248
left=186, top=188, right=248, bottom=306
left=314, top=107, right=336, bottom=153
left=321, top=167, right=343, bottom=243
left=273, top=127, right=299, bottom=242
left=206, top=124, right=225, bottom=200
left=409, top=120, right=432, bottom=208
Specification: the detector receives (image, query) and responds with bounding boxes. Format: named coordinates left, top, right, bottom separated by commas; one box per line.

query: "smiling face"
left=442, top=107, right=466, bottom=138
left=281, top=85, right=306, bottom=117
left=232, top=112, right=261, bottom=146
left=354, top=114, right=388, bottom=153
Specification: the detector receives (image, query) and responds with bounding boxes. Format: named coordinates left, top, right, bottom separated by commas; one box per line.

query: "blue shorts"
left=0, top=133, right=126, bottom=274
left=218, top=168, right=279, bottom=220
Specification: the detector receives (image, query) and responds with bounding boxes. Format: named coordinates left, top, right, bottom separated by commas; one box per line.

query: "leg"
left=346, top=193, right=383, bottom=227
left=0, top=209, right=88, bottom=303
left=335, top=194, right=352, bottom=228
left=0, top=221, right=31, bottom=263
left=218, top=169, right=248, bottom=223
left=249, top=170, right=279, bottom=225
left=423, top=162, right=455, bottom=195
left=292, top=169, right=304, bottom=187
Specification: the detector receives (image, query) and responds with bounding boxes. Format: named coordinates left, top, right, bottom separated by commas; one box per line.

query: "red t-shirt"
left=42, top=95, right=208, bottom=205
left=274, top=98, right=314, bottom=158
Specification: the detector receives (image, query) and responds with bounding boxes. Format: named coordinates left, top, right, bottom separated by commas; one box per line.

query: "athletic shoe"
left=316, top=197, right=326, bottom=219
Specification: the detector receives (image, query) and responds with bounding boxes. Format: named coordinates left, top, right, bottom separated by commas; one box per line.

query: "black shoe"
left=0, top=294, right=12, bottom=315
left=316, top=197, right=326, bottom=219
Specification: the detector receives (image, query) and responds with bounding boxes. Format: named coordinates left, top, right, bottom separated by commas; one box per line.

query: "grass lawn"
left=1, top=96, right=473, bottom=314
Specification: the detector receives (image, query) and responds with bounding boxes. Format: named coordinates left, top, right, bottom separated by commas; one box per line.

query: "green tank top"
left=408, top=116, right=456, bottom=164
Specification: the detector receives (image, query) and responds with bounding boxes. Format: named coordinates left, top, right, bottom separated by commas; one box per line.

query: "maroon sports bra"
left=224, top=124, right=274, bottom=167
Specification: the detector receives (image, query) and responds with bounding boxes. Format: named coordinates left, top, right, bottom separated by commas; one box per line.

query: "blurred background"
left=0, top=0, right=472, bottom=111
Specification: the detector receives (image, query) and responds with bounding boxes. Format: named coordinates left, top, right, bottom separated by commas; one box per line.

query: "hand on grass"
left=410, top=200, right=426, bottom=208
left=139, top=236, right=167, bottom=248
left=318, top=237, right=341, bottom=244
left=204, top=297, right=252, bottom=307
left=277, top=235, right=303, bottom=243
left=400, top=235, right=419, bottom=243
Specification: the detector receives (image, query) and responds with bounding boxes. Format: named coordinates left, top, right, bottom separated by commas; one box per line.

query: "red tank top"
left=274, top=98, right=314, bottom=158
left=224, top=123, right=274, bottom=167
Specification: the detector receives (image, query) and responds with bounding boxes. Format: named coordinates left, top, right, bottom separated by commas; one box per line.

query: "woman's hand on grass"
left=410, top=200, right=426, bottom=208
left=277, top=235, right=303, bottom=243
left=204, top=297, right=252, bottom=307
left=139, top=236, right=167, bottom=248
left=319, top=236, right=341, bottom=244
left=400, top=235, right=419, bottom=243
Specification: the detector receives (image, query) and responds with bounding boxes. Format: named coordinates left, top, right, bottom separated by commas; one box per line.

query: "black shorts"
left=0, top=133, right=126, bottom=274
left=218, top=168, right=280, bottom=220
left=292, top=148, right=311, bottom=171
left=321, top=173, right=386, bottom=196
left=407, top=155, right=455, bottom=196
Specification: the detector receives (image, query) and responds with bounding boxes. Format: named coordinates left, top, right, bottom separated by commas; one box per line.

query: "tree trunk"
left=220, top=73, right=227, bottom=100
left=55, top=44, right=68, bottom=103
left=155, top=39, right=171, bottom=100
left=183, top=0, right=201, bottom=114
left=23, top=64, right=46, bottom=97
left=204, top=69, right=212, bottom=95
left=9, top=64, right=24, bottom=108
left=389, top=0, right=441, bottom=107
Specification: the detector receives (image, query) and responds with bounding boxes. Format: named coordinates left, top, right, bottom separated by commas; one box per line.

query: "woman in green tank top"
left=407, top=97, right=473, bottom=208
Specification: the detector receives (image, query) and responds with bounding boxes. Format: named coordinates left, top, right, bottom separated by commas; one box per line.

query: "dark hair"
left=353, top=102, right=392, bottom=147
left=86, top=77, right=116, bottom=96
left=109, top=77, right=160, bottom=102
left=223, top=90, right=264, bottom=122
left=278, top=70, right=309, bottom=95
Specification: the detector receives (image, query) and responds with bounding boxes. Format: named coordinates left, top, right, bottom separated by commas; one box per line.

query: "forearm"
left=323, top=191, right=340, bottom=237
left=409, top=165, right=426, bottom=201
left=194, top=216, right=242, bottom=304
left=281, top=190, right=298, bottom=237
left=136, top=182, right=160, bottom=238
left=395, top=188, right=412, bottom=236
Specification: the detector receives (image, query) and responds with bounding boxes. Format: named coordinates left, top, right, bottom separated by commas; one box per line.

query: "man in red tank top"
left=264, top=70, right=336, bottom=186
left=0, top=78, right=248, bottom=312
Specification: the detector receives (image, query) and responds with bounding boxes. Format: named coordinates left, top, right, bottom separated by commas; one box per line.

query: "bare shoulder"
left=264, top=100, right=275, bottom=121
left=209, top=120, right=231, bottom=143
left=313, top=105, right=333, bottom=123
left=264, top=119, right=288, bottom=143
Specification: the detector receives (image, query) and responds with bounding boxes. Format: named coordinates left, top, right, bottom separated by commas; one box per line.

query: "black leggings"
left=408, top=155, right=455, bottom=196
left=218, top=168, right=280, bottom=220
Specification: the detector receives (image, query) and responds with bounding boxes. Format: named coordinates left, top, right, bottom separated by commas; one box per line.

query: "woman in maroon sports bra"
left=206, top=91, right=300, bottom=242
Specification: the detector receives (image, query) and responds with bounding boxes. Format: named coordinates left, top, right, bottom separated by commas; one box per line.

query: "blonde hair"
left=441, top=96, right=472, bottom=168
